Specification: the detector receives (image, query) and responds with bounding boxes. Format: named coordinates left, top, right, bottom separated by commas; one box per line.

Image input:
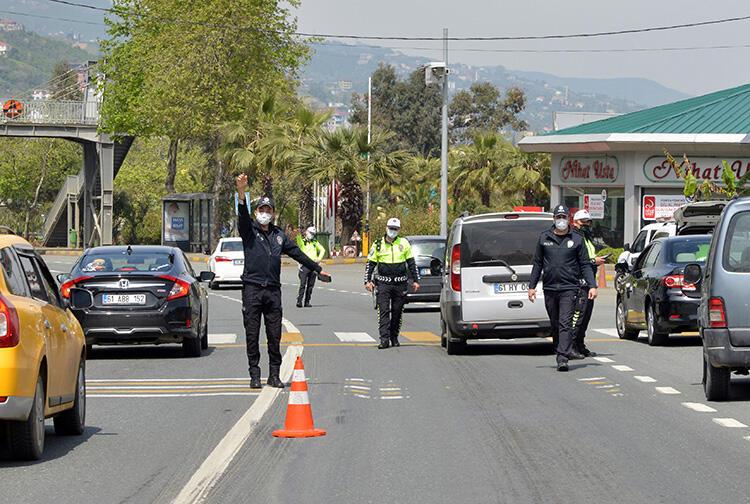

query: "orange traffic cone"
left=272, top=356, right=327, bottom=438
left=597, top=265, right=607, bottom=289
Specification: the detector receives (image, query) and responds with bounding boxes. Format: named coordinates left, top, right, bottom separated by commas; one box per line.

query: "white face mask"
left=256, top=212, right=272, bottom=225
left=386, top=228, right=399, bottom=239
left=554, top=218, right=568, bottom=231
left=305, top=232, right=315, bottom=240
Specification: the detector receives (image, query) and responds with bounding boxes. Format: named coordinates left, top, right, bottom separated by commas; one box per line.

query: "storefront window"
left=563, top=187, right=625, bottom=248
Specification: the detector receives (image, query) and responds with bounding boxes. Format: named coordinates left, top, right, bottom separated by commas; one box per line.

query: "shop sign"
left=642, top=194, right=688, bottom=221
left=643, top=156, right=750, bottom=184
left=583, top=194, right=604, bottom=219
left=559, top=156, right=619, bottom=184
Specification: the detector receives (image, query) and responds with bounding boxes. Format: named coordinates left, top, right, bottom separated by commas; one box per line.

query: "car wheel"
left=9, top=375, right=45, bottom=460
left=182, top=334, right=202, bottom=357
left=201, top=319, right=208, bottom=350
left=647, top=304, right=668, bottom=346
left=616, top=298, right=639, bottom=340
left=703, top=354, right=730, bottom=401
left=440, top=318, right=447, bottom=348
left=54, top=358, right=85, bottom=436
left=445, top=327, right=466, bottom=355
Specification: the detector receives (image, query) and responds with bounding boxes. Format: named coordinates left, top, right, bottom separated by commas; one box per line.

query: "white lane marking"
left=88, top=393, right=261, bottom=398
left=593, top=357, right=615, bottom=363
left=282, top=318, right=299, bottom=333
left=173, top=344, right=302, bottom=504
left=596, top=385, right=620, bottom=389
left=381, top=396, right=404, bottom=400
left=577, top=377, right=607, bottom=381
left=612, top=365, right=634, bottom=372
left=360, top=293, right=369, bottom=296
left=743, top=436, right=750, bottom=442
left=87, top=378, right=250, bottom=383
left=345, top=385, right=371, bottom=391
left=88, top=385, right=253, bottom=390
left=655, top=387, right=681, bottom=395
left=379, top=387, right=402, bottom=391
left=335, top=332, right=376, bottom=343
left=713, top=418, right=748, bottom=428
left=593, top=328, right=620, bottom=338
left=682, top=402, right=717, bottom=413
left=634, top=376, right=657, bottom=383
left=209, top=333, right=237, bottom=344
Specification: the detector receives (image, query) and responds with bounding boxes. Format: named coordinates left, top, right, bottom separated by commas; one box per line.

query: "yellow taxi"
left=0, top=234, right=86, bottom=460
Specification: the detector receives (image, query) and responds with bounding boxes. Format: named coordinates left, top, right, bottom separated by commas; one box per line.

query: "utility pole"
left=440, top=28, right=449, bottom=237
left=366, top=76, right=372, bottom=251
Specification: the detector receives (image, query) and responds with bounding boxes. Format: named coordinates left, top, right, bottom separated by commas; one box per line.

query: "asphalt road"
left=5, top=255, right=750, bottom=503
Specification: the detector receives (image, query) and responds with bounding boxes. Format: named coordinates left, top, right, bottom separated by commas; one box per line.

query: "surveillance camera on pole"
left=424, top=62, right=449, bottom=86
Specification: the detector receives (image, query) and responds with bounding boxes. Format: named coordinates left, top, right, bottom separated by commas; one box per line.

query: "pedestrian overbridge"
left=0, top=95, right=133, bottom=247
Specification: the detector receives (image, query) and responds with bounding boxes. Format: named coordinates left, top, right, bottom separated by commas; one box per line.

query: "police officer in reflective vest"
left=296, top=226, right=326, bottom=308
left=571, top=209, right=606, bottom=357
left=364, top=218, right=420, bottom=349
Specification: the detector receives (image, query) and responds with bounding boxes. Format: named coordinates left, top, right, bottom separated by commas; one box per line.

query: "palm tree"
left=452, top=131, right=518, bottom=207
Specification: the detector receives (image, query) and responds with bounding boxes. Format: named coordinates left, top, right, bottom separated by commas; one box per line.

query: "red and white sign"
left=642, top=194, right=687, bottom=220
left=583, top=194, right=604, bottom=219
left=559, top=156, right=619, bottom=184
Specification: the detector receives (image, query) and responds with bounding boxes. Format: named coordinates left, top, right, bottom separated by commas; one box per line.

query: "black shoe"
left=266, top=375, right=284, bottom=388
left=581, top=348, right=597, bottom=358
left=568, top=351, right=585, bottom=360
left=390, top=338, right=400, bottom=347
left=296, top=301, right=302, bottom=308
left=304, top=303, right=312, bottom=308
left=557, top=361, right=569, bottom=372
left=249, top=376, right=262, bottom=389
left=378, top=340, right=390, bottom=349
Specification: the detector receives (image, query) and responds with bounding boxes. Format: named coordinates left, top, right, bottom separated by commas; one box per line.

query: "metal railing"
left=42, top=173, right=83, bottom=241
left=0, top=99, right=99, bottom=126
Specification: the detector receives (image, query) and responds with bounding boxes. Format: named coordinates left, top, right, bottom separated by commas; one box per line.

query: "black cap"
left=552, top=204, right=569, bottom=217
left=256, top=196, right=275, bottom=210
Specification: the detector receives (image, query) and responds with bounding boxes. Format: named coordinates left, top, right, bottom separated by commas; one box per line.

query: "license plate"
left=494, top=282, right=528, bottom=294
left=419, top=267, right=431, bottom=276
left=102, top=294, right=147, bottom=305
left=233, top=259, right=244, bottom=265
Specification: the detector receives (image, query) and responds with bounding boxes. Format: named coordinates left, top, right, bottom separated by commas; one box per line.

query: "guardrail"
left=42, top=173, right=83, bottom=242
left=0, top=99, right=99, bottom=126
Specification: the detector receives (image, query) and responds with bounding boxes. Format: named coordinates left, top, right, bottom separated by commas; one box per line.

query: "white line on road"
left=88, top=392, right=261, bottom=398
left=208, top=333, right=237, bottom=344
left=577, top=377, right=607, bottom=381
left=335, top=332, right=376, bottom=343
left=345, top=385, right=371, bottom=391
left=593, top=328, right=621, bottom=338
left=87, top=378, right=250, bottom=383
left=282, top=318, right=299, bottom=333
left=381, top=396, right=404, bottom=400
left=612, top=365, right=634, bottom=372
left=655, top=387, right=681, bottom=395
left=172, top=344, right=302, bottom=504
left=682, top=402, right=717, bottom=413
left=634, top=376, right=657, bottom=383
left=593, top=357, right=615, bottom=363
left=88, top=385, right=253, bottom=390
left=713, top=418, right=748, bottom=428
left=596, top=385, right=620, bottom=389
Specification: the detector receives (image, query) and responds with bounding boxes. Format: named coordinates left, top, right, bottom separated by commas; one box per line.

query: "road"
left=5, top=255, right=750, bottom=503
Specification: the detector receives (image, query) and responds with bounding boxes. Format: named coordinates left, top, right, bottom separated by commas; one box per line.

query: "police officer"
left=528, top=205, right=597, bottom=371
left=296, top=226, right=326, bottom=308
left=364, top=218, right=420, bottom=349
left=235, top=174, right=331, bottom=389
left=571, top=209, right=606, bottom=357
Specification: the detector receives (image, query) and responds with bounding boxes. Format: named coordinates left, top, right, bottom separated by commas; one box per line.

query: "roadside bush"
left=597, top=247, right=624, bottom=264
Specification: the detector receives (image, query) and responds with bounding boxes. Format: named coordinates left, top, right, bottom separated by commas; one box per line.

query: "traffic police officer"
left=364, top=218, right=420, bottom=349
left=296, top=226, right=326, bottom=308
left=236, top=174, right=330, bottom=389
left=571, top=209, right=606, bottom=357
left=528, top=205, right=597, bottom=371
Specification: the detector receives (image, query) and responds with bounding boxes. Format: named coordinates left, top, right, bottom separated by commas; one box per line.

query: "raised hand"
left=236, top=173, right=249, bottom=195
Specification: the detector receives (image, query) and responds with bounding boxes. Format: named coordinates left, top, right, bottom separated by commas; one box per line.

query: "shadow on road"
left=87, top=345, right=216, bottom=360
left=0, top=425, right=103, bottom=465
left=462, top=340, right=555, bottom=356
left=632, top=335, right=702, bottom=348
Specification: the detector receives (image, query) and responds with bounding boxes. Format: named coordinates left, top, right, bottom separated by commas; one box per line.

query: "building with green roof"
left=519, top=84, right=750, bottom=245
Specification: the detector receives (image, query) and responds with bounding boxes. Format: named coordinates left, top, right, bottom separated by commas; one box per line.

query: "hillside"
left=0, top=27, right=93, bottom=96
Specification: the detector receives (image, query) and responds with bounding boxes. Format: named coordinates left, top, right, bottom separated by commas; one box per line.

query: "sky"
left=293, top=0, right=750, bottom=96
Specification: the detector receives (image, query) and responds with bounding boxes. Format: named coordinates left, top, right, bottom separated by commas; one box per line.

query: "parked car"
left=615, top=235, right=711, bottom=346
left=440, top=212, right=552, bottom=355
left=60, top=246, right=214, bottom=357
left=618, top=221, right=676, bottom=268
left=208, top=237, right=244, bottom=289
left=683, top=197, right=750, bottom=401
left=405, top=235, right=445, bottom=305
left=0, top=233, right=86, bottom=460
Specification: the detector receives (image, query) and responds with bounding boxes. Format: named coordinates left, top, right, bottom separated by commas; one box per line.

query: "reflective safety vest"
left=296, top=235, right=326, bottom=263
left=583, top=236, right=596, bottom=262
left=368, top=236, right=414, bottom=264
left=365, top=236, right=419, bottom=284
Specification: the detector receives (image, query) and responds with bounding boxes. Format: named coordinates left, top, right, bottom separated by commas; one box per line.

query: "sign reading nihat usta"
left=558, top=156, right=619, bottom=184
left=644, top=156, right=750, bottom=183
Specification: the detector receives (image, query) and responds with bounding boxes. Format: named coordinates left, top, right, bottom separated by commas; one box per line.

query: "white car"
left=208, top=237, right=244, bottom=288
left=617, top=221, right=676, bottom=267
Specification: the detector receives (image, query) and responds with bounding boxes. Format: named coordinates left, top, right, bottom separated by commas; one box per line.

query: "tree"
left=50, top=60, right=83, bottom=101
left=451, top=132, right=519, bottom=207
left=449, top=82, right=527, bottom=143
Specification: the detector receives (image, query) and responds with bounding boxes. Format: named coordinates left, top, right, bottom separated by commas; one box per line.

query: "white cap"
left=306, top=226, right=316, bottom=234
left=387, top=217, right=401, bottom=228
left=573, top=209, right=592, bottom=221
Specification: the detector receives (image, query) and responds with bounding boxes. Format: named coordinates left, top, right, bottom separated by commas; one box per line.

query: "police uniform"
left=529, top=205, right=596, bottom=369
left=238, top=196, right=321, bottom=387
left=364, top=234, right=420, bottom=348
left=572, top=211, right=598, bottom=355
left=296, top=228, right=326, bottom=307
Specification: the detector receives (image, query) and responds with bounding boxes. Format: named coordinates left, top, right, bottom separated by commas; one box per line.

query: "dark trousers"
left=376, top=283, right=407, bottom=342
left=544, top=289, right=577, bottom=363
left=297, top=267, right=317, bottom=305
left=573, top=287, right=594, bottom=351
left=242, top=284, right=283, bottom=379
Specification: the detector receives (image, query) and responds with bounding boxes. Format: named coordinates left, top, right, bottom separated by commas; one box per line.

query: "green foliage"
left=597, top=247, right=624, bottom=264
left=50, top=60, right=83, bottom=101
left=449, top=82, right=527, bottom=143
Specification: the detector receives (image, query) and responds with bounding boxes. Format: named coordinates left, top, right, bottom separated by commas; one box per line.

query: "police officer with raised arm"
left=528, top=205, right=597, bottom=372
left=235, top=174, right=330, bottom=388
left=571, top=209, right=606, bottom=357
left=296, top=226, right=326, bottom=308
left=364, top=218, right=420, bottom=349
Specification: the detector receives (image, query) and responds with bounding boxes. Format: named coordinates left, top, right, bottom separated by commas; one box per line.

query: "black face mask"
left=581, top=225, right=592, bottom=238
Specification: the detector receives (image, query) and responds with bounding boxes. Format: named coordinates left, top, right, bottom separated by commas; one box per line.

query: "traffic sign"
left=3, top=99, right=23, bottom=119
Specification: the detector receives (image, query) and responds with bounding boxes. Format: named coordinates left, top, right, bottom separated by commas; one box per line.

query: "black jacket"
left=572, top=227, right=598, bottom=287
left=529, top=226, right=596, bottom=292
left=237, top=201, right=321, bottom=287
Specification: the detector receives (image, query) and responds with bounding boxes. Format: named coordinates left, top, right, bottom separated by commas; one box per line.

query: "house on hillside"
left=0, top=19, right=23, bottom=32
left=0, top=41, right=8, bottom=56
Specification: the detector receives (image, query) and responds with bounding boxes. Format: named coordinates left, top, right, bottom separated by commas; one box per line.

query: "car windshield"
left=80, top=251, right=174, bottom=273
left=221, top=241, right=243, bottom=252
left=461, top=219, right=550, bottom=267
left=666, top=238, right=711, bottom=264
left=411, top=240, right=445, bottom=262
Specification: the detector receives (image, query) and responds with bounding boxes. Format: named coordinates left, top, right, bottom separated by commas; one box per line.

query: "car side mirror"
left=614, top=262, right=630, bottom=275
left=69, top=288, right=93, bottom=310
left=199, top=271, right=215, bottom=283
left=56, top=273, right=69, bottom=284
left=623, top=243, right=631, bottom=252
left=683, top=263, right=703, bottom=285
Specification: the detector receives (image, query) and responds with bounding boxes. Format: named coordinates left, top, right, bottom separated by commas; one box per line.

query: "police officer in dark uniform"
left=528, top=205, right=597, bottom=371
left=571, top=209, right=606, bottom=357
left=235, top=174, right=331, bottom=388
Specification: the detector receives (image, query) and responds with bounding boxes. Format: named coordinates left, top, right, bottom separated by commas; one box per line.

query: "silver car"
left=440, top=212, right=553, bottom=354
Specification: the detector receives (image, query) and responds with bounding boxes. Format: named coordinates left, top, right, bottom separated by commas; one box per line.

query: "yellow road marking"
left=281, top=332, right=304, bottom=343
left=401, top=331, right=441, bottom=342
